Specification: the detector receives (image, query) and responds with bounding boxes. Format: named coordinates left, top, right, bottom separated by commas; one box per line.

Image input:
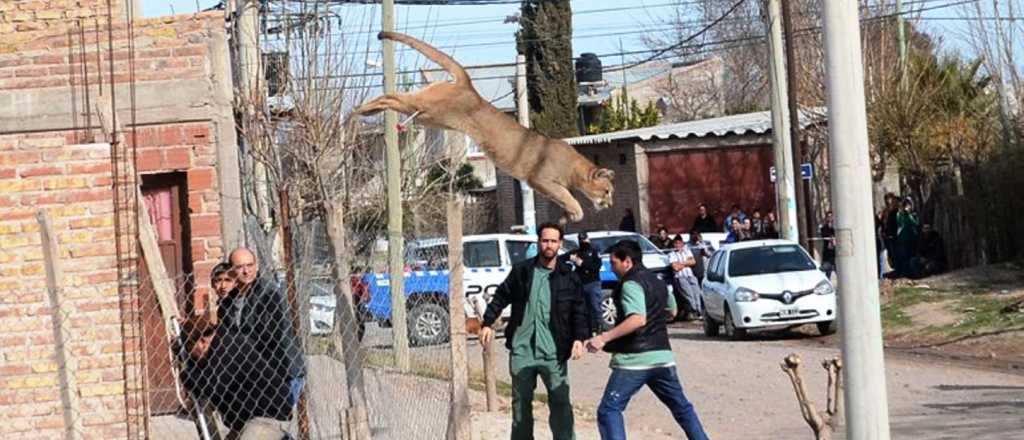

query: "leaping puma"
left=355, top=31, right=615, bottom=224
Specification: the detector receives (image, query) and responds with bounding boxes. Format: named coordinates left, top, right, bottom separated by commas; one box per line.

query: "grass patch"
left=881, top=287, right=937, bottom=331
left=938, top=295, right=1024, bottom=338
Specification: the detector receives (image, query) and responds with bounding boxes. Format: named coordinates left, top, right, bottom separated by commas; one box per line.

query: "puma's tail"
left=378, top=31, right=471, bottom=85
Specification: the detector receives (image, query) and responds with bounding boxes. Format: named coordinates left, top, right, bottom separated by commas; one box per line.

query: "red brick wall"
left=0, top=12, right=222, bottom=91
left=0, top=133, right=127, bottom=440
left=0, top=0, right=128, bottom=39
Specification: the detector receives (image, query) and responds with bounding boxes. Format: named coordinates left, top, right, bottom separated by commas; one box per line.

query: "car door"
left=703, top=251, right=725, bottom=320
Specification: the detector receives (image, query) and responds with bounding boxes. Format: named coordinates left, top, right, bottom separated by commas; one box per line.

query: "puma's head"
left=580, top=168, right=615, bottom=211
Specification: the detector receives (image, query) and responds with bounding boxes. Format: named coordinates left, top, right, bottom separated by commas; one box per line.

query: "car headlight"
left=814, top=281, right=835, bottom=295
left=735, top=287, right=759, bottom=302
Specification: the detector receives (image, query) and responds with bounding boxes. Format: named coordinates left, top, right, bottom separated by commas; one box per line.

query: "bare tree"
left=232, top=2, right=468, bottom=436
left=960, top=0, right=1024, bottom=147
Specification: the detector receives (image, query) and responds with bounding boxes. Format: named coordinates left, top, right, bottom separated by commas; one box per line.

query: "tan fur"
left=355, top=32, right=615, bottom=223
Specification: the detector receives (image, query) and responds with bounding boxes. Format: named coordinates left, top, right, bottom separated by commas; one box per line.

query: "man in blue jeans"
left=567, top=232, right=604, bottom=333
left=586, top=240, right=709, bottom=440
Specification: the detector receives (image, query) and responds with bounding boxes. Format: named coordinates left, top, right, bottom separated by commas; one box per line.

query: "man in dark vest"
left=480, top=222, right=589, bottom=440
left=586, top=240, right=709, bottom=440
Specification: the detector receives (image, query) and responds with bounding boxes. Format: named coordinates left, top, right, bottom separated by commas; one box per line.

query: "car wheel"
left=816, top=320, right=837, bottom=336
left=408, top=300, right=450, bottom=346
left=702, top=313, right=719, bottom=337
left=723, top=306, right=747, bottom=341
left=600, top=292, right=617, bottom=330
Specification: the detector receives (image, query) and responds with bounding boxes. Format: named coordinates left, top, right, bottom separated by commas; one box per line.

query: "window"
left=727, top=245, right=816, bottom=277
left=618, top=153, right=627, bottom=165
left=505, top=240, right=537, bottom=265
left=589, top=234, right=660, bottom=254
left=707, top=251, right=723, bottom=278
left=464, top=240, right=501, bottom=268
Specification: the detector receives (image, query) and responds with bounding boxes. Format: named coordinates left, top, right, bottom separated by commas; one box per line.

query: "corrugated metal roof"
left=565, top=108, right=826, bottom=145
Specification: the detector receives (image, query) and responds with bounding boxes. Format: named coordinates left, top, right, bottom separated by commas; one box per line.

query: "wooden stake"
left=38, top=210, right=83, bottom=440
left=446, top=196, right=471, bottom=439
left=780, top=353, right=844, bottom=440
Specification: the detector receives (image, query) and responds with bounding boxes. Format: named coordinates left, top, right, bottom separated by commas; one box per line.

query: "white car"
left=701, top=240, right=837, bottom=339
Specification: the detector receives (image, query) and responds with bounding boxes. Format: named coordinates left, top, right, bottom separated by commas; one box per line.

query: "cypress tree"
left=517, top=0, right=579, bottom=138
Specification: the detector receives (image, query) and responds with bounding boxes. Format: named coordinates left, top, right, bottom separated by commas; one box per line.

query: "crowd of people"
left=877, top=193, right=947, bottom=279
left=179, top=248, right=305, bottom=440
left=638, top=204, right=782, bottom=250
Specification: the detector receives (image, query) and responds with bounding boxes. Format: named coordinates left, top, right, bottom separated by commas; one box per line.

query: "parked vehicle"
left=700, top=240, right=837, bottom=340
left=308, top=276, right=370, bottom=340
left=563, top=231, right=675, bottom=327
left=363, top=233, right=542, bottom=346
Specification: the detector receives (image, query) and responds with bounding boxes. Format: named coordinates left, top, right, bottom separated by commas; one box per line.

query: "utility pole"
left=822, top=1, right=892, bottom=438
left=516, top=54, right=536, bottom=234
left=235, top=0, right=272, bottom=234
left=781, top=0, right=810, bottom=249
left=383, top=0, right=410, bottom=371
left=896, top=0, right=907, bottom=89
left=766, top=0, right=799, bottom=242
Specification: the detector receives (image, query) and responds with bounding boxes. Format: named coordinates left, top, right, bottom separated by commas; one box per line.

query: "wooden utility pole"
left=781, top=0, right=811, bottom=249
left=766, top=0, right=799, bottom=242
left=38, top=211, right=83, bottom=440
left=382, top=0, right=410, bottom=371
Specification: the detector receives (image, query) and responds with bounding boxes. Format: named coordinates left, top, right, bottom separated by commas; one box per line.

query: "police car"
left=563, top=231, right=675, bottom=327
left=363, top=234, right=545, bottom=346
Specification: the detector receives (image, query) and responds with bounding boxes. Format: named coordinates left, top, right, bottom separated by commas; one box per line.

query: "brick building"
left=0, top=2, right=241, bottom=438
left=494, top=111, right=825, bottom=235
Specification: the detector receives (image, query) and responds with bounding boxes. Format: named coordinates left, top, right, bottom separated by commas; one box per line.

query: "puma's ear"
left=590, top=168, right=615, bottom=181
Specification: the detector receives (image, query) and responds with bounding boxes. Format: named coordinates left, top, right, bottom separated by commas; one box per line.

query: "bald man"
left=219, top=247, right=306, bottom=412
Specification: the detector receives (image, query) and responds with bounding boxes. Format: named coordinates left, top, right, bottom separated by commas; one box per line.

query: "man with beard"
left=480, top=222, right=590, bottom=440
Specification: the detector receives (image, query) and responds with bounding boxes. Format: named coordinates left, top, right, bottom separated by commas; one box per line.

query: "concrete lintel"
left=642, top=133, right=772, bottom=153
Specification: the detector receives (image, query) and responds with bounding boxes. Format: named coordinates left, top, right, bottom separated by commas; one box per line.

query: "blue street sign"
left=770, top=163, right=813, bottom=182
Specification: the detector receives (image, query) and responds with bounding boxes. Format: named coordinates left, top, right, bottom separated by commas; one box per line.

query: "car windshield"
left=589, top=234, right=661, bottom=254
left=728, top=245, right=816, bottom=277
left=506, top=240, right=537, bottom=265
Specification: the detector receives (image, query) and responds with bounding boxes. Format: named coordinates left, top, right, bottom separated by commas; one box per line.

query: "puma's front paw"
left=561, top=208, right=584, bottom=224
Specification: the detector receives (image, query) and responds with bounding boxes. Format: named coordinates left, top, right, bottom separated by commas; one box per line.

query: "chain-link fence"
left=129, top=217, right=465, bottom=440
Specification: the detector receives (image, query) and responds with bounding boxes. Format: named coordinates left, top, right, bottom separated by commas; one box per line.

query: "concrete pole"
left=821, top=1, right=892, bottom=438
left=766, top=0, right=799, bottom=242
left=516, top=54, right=536, bottom=233
left=781, top=0, right=810, bottom=249
left=383, top=0, right=410, bottom=371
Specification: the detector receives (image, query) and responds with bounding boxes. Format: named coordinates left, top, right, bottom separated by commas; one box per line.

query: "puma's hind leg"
left=354, top=94, right=420, bottom=116
left=530, top=180, right=584, bottom=224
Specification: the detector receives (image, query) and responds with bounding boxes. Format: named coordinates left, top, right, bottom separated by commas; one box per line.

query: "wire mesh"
left=128, top=217, right=462, bottom=440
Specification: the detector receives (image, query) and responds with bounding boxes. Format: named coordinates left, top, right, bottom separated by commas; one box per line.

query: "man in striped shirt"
left=586, top=240, right=709, bottom=440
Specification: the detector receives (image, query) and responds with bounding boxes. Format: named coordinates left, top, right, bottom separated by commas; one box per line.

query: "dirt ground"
left=468, top=263, right=1024, bottom=439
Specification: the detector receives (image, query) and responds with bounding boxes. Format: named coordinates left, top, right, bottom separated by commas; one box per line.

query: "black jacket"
left=482, top=257, right=590, bottom=362
left=219, top=276, right=306, bottom=380
left=572, top=246, right=602, bottom=285
left=691, top=215, right=718, bottom=234
left=605, top=266, right=671, bottom=354
left=181, top=329, right=292, bottom=431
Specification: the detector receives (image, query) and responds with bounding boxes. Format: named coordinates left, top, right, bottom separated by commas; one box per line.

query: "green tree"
left=588, top=88, right=661, bottom=134
left=518, top=0, right=579, bottom=138
left=869, top=52, right=997, bottom=212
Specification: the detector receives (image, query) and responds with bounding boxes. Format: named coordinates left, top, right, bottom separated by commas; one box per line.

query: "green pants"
left=510, top=355, right=575, bottom=440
